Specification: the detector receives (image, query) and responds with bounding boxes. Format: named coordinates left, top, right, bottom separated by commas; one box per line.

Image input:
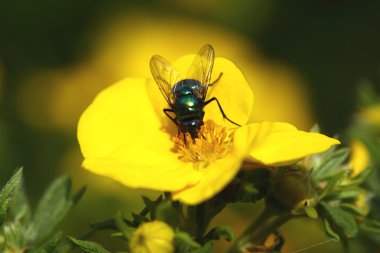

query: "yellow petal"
left=78, top=77, right=200, bottom=191
left=172, top=55, right=254, bottom=127
left=172, top=148, right=245, bottom=205
left=235, top=122, right=340, bottom=166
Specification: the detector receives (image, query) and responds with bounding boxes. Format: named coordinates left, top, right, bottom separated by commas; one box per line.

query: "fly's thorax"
left=175, top=96, right=202, bottom=114
left=173, top=80, right=203, bottom=115
left=172, top=79, right=202, bottom=95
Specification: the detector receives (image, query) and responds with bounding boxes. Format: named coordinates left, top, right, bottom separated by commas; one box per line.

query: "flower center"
left=173, top=120, right=234, bottom=165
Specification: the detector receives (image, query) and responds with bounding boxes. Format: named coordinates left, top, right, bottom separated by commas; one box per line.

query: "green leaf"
left=54, top=230, right=95, bottom=253
left=174, top=231, right=201, bottom=253
left=110, top=231, right=125, bottom=240
left=142, top=195, right=165, bottom=221
left=191, top=241, right=212, bottom=253
left=90, top=218, right=121, bottom=230
left=217, top=170, right=269, bottom=204
left=68, top=237, right=111, bottom=253
left=303, top=206, right=318, bottom=219
left=115, top=212, right=134, bottom=240
left=9, top=178, right=31, bottom=225
left=360, top=219, right=380, bottom=233
left=142, top=195, right=158, bottom=211
left=241, top=169, right=271, bottom=202
left=327, top=188, right=362, bottom=201
left=28, top=176, right=86, bottom=245
left=339, top=203, right=368, bottom=216
left=72, top=185, right=87, bottom=204
left=236, top=183, right=260, bottom=203
left=323, top=219, right=340, bottom=241
left=131, top=195, right=162, bottom=227
left=318, top=170, right=347, bottom=201
left=319, top=202, right=358, bottom=239
left=203, top=226, right=234, bottom=242
left=131, top=212, right=149, bottom=225
left=154, top=200, right=180, bottom=227
left=0, top=168, right=23, bottom=226
left=341, top=166, right=372, bottom=187
left=3, top=223, right=24, bottom=250
left=312, top=148, right=349, bottom=181
left=31, top=231, right=62, bottom=253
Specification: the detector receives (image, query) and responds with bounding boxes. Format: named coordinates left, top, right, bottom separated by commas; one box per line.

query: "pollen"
left=173, top=120, right=234, bottom=166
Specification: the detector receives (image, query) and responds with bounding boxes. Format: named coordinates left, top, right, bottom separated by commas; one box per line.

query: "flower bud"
left=129, top=220, right=174, bottom=253
left=269, top=168, right=315, bottom=210
left=354, top=190, right=370, bottom=216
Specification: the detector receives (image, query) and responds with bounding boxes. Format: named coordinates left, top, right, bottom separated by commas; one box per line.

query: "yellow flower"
left=359, top=103, right=380, bottom=126
left=78, top=50, right=340, bottom=205
left=129, top=221, right=174, bottom=253
left=349, top=140, right=370, bottom=178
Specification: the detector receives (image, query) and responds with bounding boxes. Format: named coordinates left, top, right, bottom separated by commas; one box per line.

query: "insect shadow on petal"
left=150, top=44, right=240, bottom=139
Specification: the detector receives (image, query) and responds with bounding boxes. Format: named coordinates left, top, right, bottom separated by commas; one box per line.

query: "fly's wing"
left=150, top=55, right=180, bottom=106
left=186, top=44, right=215, bottom=100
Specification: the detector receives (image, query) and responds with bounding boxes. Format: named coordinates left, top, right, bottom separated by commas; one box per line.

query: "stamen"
left=173, top=120, right=234, bottom=166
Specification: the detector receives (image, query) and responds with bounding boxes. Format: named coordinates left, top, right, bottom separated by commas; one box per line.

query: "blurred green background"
left=1, top=0, right=380, bottom=252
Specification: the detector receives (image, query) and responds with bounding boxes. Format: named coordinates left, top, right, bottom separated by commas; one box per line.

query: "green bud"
left=269, top=167, right=315, bottom=210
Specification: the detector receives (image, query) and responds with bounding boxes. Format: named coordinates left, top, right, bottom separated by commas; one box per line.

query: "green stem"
left=227, top=205, right=291, bottom=253
left=196, top=202, right=207, bottom=240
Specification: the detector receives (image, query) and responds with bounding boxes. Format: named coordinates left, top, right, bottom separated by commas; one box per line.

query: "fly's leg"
left=164, top=109, right=189, bottom=144
left=209, top=72, right=223, bottom=86
left=204, top=97, right=241, bottom=127
left=183, top=132, right=188, bottom=145
left=163, top=108, right=177, bottom=125
left=207, top=73, right=240, bottom=127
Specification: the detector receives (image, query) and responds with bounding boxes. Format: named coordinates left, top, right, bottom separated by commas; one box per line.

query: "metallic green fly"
left=150, top=44, right=240, bottom=139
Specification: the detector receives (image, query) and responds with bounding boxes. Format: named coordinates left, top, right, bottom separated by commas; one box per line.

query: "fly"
left=150, top=44, right=240, bottom=139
